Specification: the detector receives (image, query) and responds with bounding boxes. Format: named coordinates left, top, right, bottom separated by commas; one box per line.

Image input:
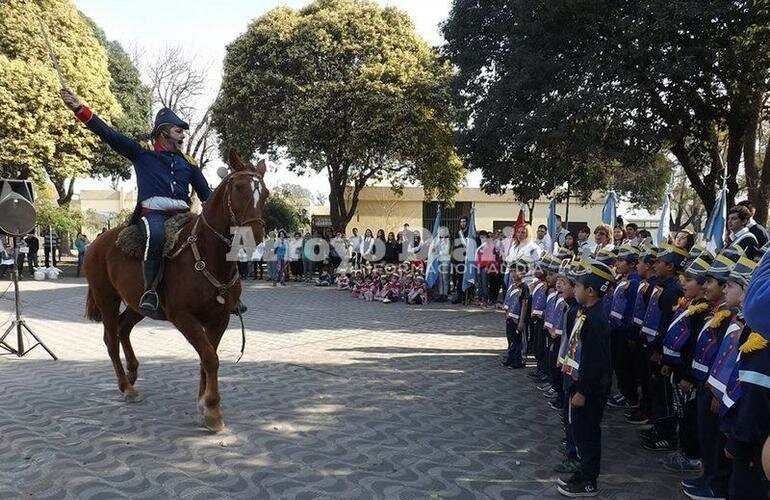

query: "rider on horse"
left=61, top=89, right=212, bottom=319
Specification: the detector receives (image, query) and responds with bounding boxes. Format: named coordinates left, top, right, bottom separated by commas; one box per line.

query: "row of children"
left=325, top=266, right=430, bottom=305
left=500, top=238, right=770, bottom=499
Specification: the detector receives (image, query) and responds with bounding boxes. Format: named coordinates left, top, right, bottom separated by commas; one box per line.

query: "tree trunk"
left=671, top=140, right=716, bottom=214
left=744, top=94, right=769, bottom=225
left=51, top=176, right=76, bottom=206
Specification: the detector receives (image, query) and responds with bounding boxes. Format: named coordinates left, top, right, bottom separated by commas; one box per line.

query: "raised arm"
left=60, top=89, right=143, bottom=161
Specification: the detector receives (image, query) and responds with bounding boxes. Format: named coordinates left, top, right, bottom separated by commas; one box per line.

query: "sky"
left=70, top=0, right=471, bottom=196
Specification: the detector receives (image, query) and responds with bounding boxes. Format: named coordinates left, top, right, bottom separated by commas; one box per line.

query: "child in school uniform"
left=681, top=248, right=741, bottom=499
left=659, top=251, right=713, bottom=473
left=557, top=260, right=614, bottom=497
left=554, top=261, right=581, bottom=475
left=501, top=257, right=532, bottom=369
left=529, top=258, right=550, bottom=382
left=408, top=274, right=428, bottom=304
left=626, top=245, right=660, bottom=425
left=380, top=274, right=402, bottom=303
left=725, top=248, right=770, bottom=499
left=537, top=254, right=563, bottom=401
left=545, top=251, right=573, bottom=410
left=607, top=244, right=642, bottom=410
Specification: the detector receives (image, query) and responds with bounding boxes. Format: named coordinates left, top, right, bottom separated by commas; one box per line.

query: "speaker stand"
left=0, top=239, right=57, bottom=360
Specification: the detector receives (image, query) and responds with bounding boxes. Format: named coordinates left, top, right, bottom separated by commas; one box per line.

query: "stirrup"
left=139, top=290, right=159, bottom=310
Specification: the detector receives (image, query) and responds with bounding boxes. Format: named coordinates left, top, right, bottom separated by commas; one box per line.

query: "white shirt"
left=141, top=196, right=189, bottom=211
left=361, top=236, right=376, bottom=256
left=506, top=241, right=543, bottom=263
left=535, top=235, right=553, bottom=254
left=349, top=235, right=362, bottom=252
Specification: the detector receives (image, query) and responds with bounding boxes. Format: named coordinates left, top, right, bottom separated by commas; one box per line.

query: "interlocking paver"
left=0, top=278, right=685, bottom=499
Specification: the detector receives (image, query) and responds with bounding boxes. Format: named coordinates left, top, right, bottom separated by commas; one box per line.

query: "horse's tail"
left=85, top=287, right=102, bottom=322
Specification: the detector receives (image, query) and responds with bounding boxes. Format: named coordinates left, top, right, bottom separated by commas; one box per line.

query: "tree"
left=212, top=0, right=465, bottom=232
left=81, top=14, right=152, bottom=186
left=146, top=46, right=217, bottom=168
left=442, top=0, right=770, bottom=224
left=264, top=192, right=309, bottom=234
left=0, top=0, right=122, bottom=205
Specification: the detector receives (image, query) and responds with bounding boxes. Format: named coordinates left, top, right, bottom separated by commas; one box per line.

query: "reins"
left=166, top=170, right=266, bottom=362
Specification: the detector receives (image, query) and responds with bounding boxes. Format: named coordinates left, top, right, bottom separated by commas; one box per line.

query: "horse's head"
left=211, top=150, right=270, bottom=245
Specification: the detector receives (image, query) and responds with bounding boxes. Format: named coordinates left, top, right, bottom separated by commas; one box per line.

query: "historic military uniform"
left=558, top=260, right=614, bottom=497
left=72, top=105, right=212, bottom=318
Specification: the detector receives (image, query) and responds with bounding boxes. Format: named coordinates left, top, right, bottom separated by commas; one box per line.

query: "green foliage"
left=34, top=182, right=83, bottom=234
left=81, top=14, right=152, bottom=182
left=0, top=0, right=122, bottom=200
left=212, top=0, right=465, bottom=231
left=264, top=191, right=309, bottom=234
left=442, top=0, right=770, bottom=221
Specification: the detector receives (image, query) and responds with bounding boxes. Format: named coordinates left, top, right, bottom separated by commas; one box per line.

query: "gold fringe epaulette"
left=740, top=332, right=769, bottom=354
left=709, top=309, right=732, bottom=329
left=673, top=297, right=690, bottom=312
left=686, top=302, right=710, bottom=317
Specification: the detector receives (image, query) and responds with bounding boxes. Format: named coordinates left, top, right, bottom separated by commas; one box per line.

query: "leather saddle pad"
left=114, top=212, right=196, bottom=259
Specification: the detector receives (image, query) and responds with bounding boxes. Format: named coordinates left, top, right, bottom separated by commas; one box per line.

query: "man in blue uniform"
left=61, top=89, right=212, bottom=318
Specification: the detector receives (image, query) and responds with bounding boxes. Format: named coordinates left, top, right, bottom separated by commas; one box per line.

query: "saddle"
left=114, top=212, right=196, bottom=259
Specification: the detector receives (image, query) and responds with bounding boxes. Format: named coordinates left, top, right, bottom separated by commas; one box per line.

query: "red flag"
left=514, top=208, right=525, bottom=233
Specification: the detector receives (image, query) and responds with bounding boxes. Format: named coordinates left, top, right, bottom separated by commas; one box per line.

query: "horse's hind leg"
left=118, top=309, right=144, bottom=385
left=101, top=297, right=139, bottom=402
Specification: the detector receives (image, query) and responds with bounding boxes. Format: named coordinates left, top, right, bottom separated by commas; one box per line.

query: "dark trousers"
left=571, top=388, right=607, bottom=484
left=697, top=385, right=730, bottom=495
left=563, top=376, right=578, bottom=460
left=76, top=252, right=85, bottom=277
left=611, top=329, right=636, bottom=402
left=254, top=259, right=265, bottom=279
left=505, top=318, right=524, bottom=367
left=677, top=391, right=700, bottom=460
left=27, top=252, right=38, bottom=275
left=634, top=342, right=653, bottom=416
left=139, top=213, right=168, bottom=262
left=729, top=452, right=769, bottom=500
left=651, top=365, right=677, bottom=438
left=531, top=318, right=547, bottom=374
left=44, top=247, right=58, bottom=267
left=16, top=254, right=25, bottom=274
left=237, top=262, right=250, bottom=278
left=550, top=336, right=563, bottom=398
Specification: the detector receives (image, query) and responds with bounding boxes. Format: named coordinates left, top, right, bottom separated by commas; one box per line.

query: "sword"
left=38, top=19, right=68, bottom=89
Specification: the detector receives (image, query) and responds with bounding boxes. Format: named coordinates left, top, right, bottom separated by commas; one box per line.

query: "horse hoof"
left=123, top=388, right=141, bottom=403
left=204, top=414, right=225, bottom=433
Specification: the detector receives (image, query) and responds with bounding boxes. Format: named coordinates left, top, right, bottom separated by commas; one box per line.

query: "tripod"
left=0, top=237, right=57, bottom=360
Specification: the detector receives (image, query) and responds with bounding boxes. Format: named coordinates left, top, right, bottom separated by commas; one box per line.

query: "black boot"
left=139, top=259, right=164, bottom=320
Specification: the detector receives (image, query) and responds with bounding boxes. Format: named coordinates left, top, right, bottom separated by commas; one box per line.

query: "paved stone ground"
left=0, top=277, right=688, bottom=499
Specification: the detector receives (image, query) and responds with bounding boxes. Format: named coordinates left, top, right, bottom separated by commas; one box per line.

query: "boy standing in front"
left=558, top=261, right=614, bottom=497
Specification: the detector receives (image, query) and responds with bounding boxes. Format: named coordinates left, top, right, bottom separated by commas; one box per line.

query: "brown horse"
left=83, top=151, right=268, bottom=432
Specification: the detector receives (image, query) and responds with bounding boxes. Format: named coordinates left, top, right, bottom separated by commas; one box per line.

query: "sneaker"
left=543, top=387, right=557, bottom=399
left=557, top=479, right=598, bottom=497
left=626, top=409, right=649, bottom=425
left=528, top=370, right=544, bottom=379
left=549, top=399, right=564, bottom=411
left=642, top=436, right=678, bottom=452
left=537, top=383, right=552, bottom=392
left=553, top=458, right=580, bottom=474
left=682, top=484, right=726, bottom=500
left=556, top=471, right=582, bottom=487
left=661, top=452, right=702, bottom=473
left=382, top=298, right=391, bottom=303
left=639, top=426, right=657, bottom=440
left=607, top=396, right=633, bottom=409
left=681, top=476, right=707, bottom=490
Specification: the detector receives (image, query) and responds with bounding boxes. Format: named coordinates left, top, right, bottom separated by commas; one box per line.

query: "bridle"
left=169, top=170, right=266, bottom=305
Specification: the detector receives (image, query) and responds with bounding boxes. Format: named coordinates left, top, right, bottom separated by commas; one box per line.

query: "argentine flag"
left=703, top=187, right=728, bottom=253
left=602, top=191, right=618, bottom=226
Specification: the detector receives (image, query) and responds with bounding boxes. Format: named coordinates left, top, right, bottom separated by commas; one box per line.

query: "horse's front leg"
left=173, top=313, right=224, bottom=432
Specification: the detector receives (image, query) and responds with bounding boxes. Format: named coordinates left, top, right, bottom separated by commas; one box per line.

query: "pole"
left=565, top=183, right=571, bottom=226
left=11, top=237, right=23, bottom=355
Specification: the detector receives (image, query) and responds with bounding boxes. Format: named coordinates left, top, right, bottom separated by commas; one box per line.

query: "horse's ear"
left=228, top=149, right=246, bottom=171
left=256, top=159, right=267, bottom=177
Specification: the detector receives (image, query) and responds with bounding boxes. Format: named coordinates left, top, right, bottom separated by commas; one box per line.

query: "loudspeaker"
left=0, top=179, right=36, bottom=237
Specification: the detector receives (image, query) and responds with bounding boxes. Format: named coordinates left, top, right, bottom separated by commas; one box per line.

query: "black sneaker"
left=557, top=479, right=598, bottom=497
left=556, top=471, right=582, bottom=487
left=537, top=382, right=553, bottom=392
left=642, top=436, right=678, bottom=452
left=549, top=399, right=564, bottom=411
left=528, top=370, right=544, bottom=379
left=639, top=426, right=657, bottom=440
